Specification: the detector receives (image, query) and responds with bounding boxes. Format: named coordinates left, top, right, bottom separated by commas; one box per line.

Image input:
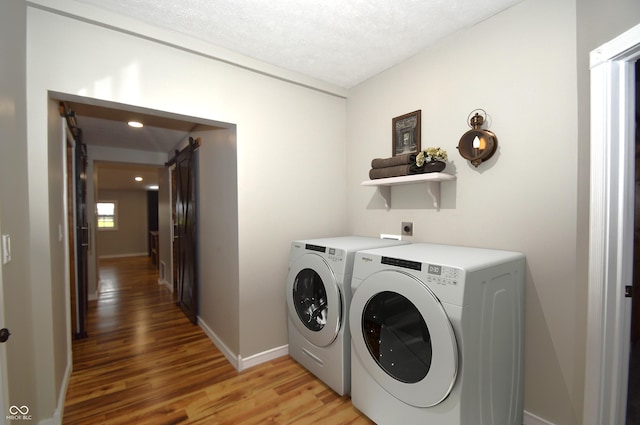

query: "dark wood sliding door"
left=170, top=137, right=199, bottom=325
left=61, top=102, right=88, bottom=339
left=75, top=141, right=89, bottom=338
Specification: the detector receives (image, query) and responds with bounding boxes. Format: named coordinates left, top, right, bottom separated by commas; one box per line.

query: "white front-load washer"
left=286, top=236, right=409, bottom=395
left=349, top=243, right=525, bottom=425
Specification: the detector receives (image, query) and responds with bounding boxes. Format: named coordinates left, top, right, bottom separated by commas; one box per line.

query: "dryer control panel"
left=305, top=244, right=344, bottom=263
left=425, top=264, right=461, bottom=286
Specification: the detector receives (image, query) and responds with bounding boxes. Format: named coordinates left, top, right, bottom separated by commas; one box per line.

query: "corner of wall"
left=198, top=317, right=240, bottom=371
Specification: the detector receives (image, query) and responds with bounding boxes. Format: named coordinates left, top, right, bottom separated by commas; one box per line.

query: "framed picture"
left=392, top=110, right=421, bottom=156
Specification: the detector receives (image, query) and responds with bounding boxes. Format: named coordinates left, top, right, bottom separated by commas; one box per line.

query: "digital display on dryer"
left=427, top=264, right=442, bottom=275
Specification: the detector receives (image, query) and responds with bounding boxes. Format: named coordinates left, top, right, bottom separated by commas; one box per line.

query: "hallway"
left=62, top=256, right=371, bottom=424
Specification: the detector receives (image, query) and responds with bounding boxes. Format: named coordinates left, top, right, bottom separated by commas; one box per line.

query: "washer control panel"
left=327, top=248, right=345, bottom=263
left=425, top=264, right=461, bottom=286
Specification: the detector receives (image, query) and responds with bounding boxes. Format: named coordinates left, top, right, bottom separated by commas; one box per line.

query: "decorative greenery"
left=416, top=147, right=448, bottom=166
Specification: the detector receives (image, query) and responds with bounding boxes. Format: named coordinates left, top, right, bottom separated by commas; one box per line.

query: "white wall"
left=0, top=1, right=39, bottom=421
left=194, top=127, right=240, bottom=357
left=26, top=3, right=347, bottom=420
left=346, top=0, right=580, bottom=423
left=235, top=86, right=347, bottom=356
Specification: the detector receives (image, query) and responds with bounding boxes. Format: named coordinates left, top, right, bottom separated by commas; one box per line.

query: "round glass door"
left=286, top=253, right=341, bottom=347
left=293, top=268, right=328, bottom=331
left=363, top=291, right=432, bottom=383
left=349, top=270, right=457, bottom=407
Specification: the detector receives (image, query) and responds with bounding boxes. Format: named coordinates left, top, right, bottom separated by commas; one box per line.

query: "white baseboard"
left=198, top=317, right=288, bottom=372
left=157, top=278, right=172, bottom=292
left=198, top=317, right=240, bottom=370
left=40, top=357, right=72, bottom=425
left=39, top=416, right=58, bottom=425
left=89, top=279, right=102, bottom=301
left=239, top=344, right=289, bottom=371
left=524, top=410, right=555, bottom=425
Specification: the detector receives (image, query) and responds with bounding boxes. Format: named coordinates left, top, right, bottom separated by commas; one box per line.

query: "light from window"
left=97, top=201, right=117, bottom=229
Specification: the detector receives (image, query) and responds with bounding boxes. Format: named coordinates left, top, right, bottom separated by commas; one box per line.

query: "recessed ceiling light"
left=134, top=176, right=143, bottom=182
left=128, top=121, right=143, bottom=128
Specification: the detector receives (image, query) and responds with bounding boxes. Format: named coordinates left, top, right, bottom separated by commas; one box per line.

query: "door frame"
left=584, top=23, right=640, bottom=425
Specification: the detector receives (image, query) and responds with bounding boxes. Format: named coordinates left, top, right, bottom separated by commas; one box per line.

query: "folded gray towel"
left=369, top=164, right=425, bottom=179
left=371, top=153, right=417, bottom=169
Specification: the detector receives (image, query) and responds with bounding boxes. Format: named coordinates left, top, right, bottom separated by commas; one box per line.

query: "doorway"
left=584, top=23, right=640, bottom=425
left=627, top=60, right=640, bottom=425
left=51, top=92, right=228, bottom=330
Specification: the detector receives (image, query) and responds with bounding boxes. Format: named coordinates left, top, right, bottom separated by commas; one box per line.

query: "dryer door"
left=286, top=254, right=341, bottom=347
left=350, top=270, right=458, bottom=407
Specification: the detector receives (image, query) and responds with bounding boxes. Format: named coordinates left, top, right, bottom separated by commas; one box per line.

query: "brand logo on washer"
left=361, top=256, right=373, bottom=263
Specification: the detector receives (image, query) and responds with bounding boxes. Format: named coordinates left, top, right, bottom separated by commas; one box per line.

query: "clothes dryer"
left=286, top=236, right=408, bottom=395
left=349, top=243, right=525, bottom=425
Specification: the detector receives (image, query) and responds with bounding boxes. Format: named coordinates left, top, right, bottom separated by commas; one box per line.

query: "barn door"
left=74, top=140, right=89, bottom=338
left=61, top=102, right=88, bottom=339
left=171, top=137, right=199, bottom=324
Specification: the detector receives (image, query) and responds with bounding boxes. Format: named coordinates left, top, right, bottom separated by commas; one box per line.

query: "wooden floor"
left=63, top=256, right=373, bottom=425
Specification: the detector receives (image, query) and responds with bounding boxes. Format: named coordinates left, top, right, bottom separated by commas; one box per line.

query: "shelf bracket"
left=425, top=181, right=441, bottom=210
left=377, top=186, right=391, bottom=211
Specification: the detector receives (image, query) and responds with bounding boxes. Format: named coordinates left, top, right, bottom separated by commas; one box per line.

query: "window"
left=96, top=201, right=118, bottom=230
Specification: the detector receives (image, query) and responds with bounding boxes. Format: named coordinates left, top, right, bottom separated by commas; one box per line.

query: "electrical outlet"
left=401, top=222, right=413, bottom=236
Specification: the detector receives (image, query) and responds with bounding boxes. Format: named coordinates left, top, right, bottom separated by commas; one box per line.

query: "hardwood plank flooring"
left=63, top=256, right=373, bottom=425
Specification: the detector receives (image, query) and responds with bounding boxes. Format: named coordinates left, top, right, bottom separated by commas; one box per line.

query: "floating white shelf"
left=361, top=172, right=456, bottom=210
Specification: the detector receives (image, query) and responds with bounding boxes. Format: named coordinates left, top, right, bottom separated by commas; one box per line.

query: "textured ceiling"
left=75, top=0, right=523, bottom=88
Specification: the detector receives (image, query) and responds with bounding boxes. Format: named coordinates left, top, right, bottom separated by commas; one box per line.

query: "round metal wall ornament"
left=457, top=109, right=498, bottom=167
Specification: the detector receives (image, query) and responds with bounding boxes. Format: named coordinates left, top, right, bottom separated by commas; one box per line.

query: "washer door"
left=349, top=270, right=458, bottom=407
left=286, top=253, right=341, bottom=347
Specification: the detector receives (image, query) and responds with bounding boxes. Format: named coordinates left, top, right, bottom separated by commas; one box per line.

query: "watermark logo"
left=7, top=405, right=32, bottom=421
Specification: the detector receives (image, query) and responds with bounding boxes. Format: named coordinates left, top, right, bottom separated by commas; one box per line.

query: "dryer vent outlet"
left=401, top=222, right=413, bottom=236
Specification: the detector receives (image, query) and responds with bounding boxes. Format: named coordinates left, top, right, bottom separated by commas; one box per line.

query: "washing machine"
left=286, top=236, right=409, bottom=396
left=349, top=243, right=525, bottom=425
